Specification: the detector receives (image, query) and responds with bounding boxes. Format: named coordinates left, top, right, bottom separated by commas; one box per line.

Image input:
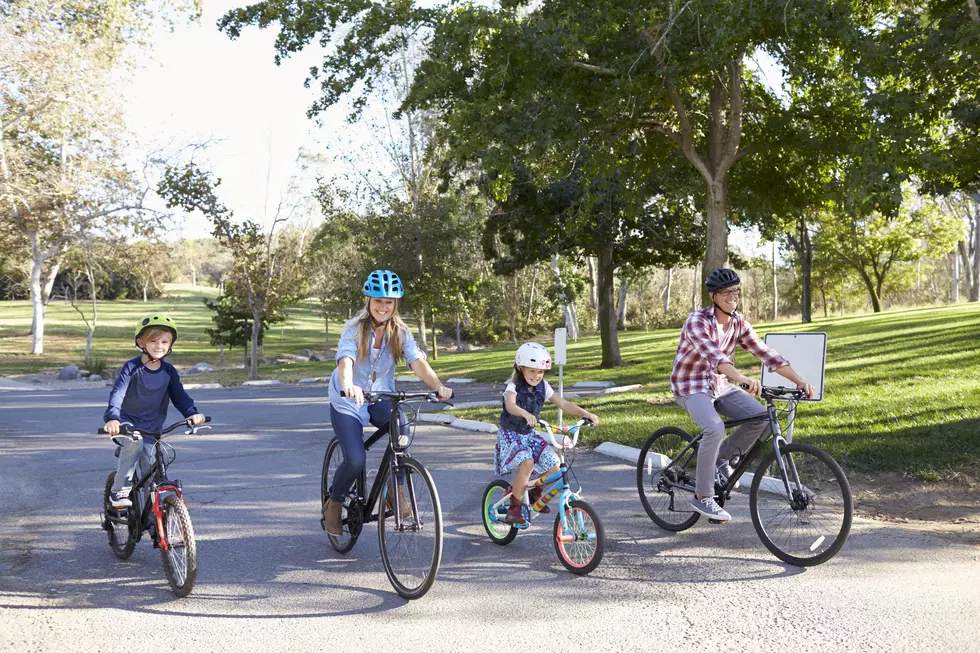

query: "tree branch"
left=661, top=73, right=712, bottom=182
left=572, top=61, right=618, bottom=76
left=717, top=53, right=744, bottom=176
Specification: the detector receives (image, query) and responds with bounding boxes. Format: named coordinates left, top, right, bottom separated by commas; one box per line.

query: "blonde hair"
left=345, top=297, right=410, bottom=362
left=139, top=326, right=174, bottom=343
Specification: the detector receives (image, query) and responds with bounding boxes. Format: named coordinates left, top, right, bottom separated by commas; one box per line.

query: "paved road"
left=1, top=385, right=978, bottom=652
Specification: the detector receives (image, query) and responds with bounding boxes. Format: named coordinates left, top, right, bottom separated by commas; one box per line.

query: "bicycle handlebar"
left=535, top=418, right=593, bottom=450
left=99, top=416, right=212, bottom=439
left=740, top=383, right=809, bottom=401
left=341, top=389, right=454, bottom=406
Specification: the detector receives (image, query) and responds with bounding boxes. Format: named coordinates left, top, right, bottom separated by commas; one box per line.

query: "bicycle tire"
left=160, top=495, right=197, bottom=597
left=553, top=499, right=604, bottom=575
left=322, top=437, right=360, bottom=553
left=636, top=427, right=701, bottom=532
left=103, top=472, right=136, bottom=559
left=481, top=480, right=519, bottom=545
left=749, top=442, right=852, bottom=567
left=378, top=456, right=443, bottom=600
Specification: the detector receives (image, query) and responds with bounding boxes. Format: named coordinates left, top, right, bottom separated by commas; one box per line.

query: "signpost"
left=761, top=332, right=827, bottom=442
left=554, top=328, right=567, bottom=426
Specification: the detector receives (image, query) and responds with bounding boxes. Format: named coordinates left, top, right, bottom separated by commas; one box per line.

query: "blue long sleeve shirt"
left=103, top=357, right=198, bottom=432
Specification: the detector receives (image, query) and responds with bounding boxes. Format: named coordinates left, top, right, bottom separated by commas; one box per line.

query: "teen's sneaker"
left=690, top=496, right=732, bottom=521
left=717, top=461, right=740, bottom=489
left=110, top=491, right=132, bottom=509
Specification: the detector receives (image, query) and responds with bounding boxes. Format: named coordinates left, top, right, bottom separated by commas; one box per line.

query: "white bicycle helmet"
left=515, top=342, right=552, bottom=370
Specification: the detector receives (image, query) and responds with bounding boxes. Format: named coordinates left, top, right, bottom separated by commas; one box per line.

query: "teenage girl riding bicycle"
left=672, top=268, right=814, bottom=522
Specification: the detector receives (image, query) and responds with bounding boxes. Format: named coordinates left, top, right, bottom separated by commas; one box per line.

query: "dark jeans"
left=328, top=401, right=407, bottom=502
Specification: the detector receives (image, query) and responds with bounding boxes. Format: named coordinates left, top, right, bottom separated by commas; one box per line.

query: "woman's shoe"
left=322, top=498, right=344, bottom=536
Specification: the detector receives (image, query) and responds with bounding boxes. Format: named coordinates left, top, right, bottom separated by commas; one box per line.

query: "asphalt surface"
left=1, top=384, right=978, bottom=652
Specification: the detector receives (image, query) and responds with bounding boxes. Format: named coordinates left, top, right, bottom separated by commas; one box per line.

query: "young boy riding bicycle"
left=103, top=314, right=206, bottom=508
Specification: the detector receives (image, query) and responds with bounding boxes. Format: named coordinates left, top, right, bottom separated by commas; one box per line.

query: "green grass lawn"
left=2, top=288, right=978, bottom=480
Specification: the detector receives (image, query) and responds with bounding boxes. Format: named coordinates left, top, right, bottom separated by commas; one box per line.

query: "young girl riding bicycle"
left=496, top=342, right=599, bottom=525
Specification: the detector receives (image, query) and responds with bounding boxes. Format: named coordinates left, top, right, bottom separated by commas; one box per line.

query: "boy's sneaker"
left=110, top=491, right=132, bottom=509
left=690, top=496, right=732, bottom=522
left=717, top=461, right=740, bottom=489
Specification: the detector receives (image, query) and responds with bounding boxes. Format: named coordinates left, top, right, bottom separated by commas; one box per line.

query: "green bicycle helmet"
left=134, top=314, right=178, bottom=348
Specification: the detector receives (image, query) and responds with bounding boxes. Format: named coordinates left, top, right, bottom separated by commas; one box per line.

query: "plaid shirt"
left=670, top=307, right=789, bottom=398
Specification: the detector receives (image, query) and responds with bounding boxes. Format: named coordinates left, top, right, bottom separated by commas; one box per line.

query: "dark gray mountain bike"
left=637, top=387, right=852, bottom=566
left=321, top=390, right=452, bottom=599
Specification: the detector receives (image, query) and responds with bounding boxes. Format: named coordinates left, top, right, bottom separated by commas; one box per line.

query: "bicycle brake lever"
left=185, top=425, right=212, bottom=435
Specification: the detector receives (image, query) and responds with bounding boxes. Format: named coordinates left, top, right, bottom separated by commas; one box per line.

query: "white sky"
left=123, top=3, right=783, bottom=258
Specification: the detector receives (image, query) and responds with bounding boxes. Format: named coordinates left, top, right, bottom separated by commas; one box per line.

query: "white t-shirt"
left=504, top=380, right=555, bottom=401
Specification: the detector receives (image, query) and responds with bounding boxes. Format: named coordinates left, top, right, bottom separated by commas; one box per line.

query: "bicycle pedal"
left=708, top=518, right=728, bottom=524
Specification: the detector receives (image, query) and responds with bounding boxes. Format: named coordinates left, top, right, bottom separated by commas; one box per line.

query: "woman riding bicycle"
left=321, top=269, right=453, bottom=537
left=672, top=268, right=814, bottom=522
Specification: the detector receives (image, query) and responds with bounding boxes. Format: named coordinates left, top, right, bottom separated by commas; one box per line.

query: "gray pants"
left=675, top=385, right=769, bottom=497
left=111, top=434, right=156, bottom=493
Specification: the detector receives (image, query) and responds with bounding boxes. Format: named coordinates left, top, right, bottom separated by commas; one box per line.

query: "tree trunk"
left=663, top=268, right=673, bottom=316
left=701, top=180, right=729, bottom=305
left=416, top=308, right=428, bottom=349
left=596, top=245, right=621, bottom=367
left=431, top=314, right=438, bottom=360
left=586, top=257, right=598, bottom=312
left=972, top=211, right=980, bottom=302
left=691, top=264, right=700, bottom=312
left=958, top=240, right=974, bottom=301
left=142, top=282, right=148, bottom=303
left=616, top=279, right=630, bottom=330
left=524, top=263, right=537, bottom=332
left=85, top=328, right=94, bottom=362
left=820, top=286, right=828, bottom=318
left=28, top=231, right=46, bottom=355
left=325, top=316, right=330, bottom=352
left=456, top=309, right=462, bottom=352
left=952, top=251, right=960, bottom=302
left=86, top=263, right=98, bottom=361
left=192, top=268, right=197, bottom=287
left=250, top=311, right=261, bottom=379
left=772, top=241, right=778, bottom=321
left=550, top=255, right=579, bottom=338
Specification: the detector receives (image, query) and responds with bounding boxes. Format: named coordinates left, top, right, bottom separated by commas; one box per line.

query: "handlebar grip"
left=99, top=425, right=133, bottom=435
left=204, top=416, right=211, bottom=423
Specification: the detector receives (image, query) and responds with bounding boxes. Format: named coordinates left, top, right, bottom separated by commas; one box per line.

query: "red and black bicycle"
left=98, top=417, right=211, bottom=597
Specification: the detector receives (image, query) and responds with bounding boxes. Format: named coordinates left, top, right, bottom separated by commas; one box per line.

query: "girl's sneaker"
left=690, top=496, right=731, bottom=522
left=110, top=491, right=132, bottom=509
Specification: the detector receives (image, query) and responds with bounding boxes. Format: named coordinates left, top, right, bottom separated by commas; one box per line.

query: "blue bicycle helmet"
left=363, top=269, right=405, bottom=298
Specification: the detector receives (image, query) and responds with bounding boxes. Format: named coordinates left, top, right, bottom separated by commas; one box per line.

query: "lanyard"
left=369, top=329, right=387, bottom=384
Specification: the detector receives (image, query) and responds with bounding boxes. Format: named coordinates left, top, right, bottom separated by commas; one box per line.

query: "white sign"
left=553, top=328, right=567, bottom=365
left=761, top=332, right=827, bottom=401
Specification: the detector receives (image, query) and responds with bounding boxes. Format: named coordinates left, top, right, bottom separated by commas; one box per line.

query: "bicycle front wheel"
left=378, top=456, right=443, bottom=600
left=553, top=499, right=604, bottom=575
left=103, top=472, right=136, bottom=559
left=749, top=442, right=852, bottom=567
left=322, top=437, right=360, bottom=553
left=160, top=495, right=197, bottom=597
left=637, top=427, right=701, bottom=532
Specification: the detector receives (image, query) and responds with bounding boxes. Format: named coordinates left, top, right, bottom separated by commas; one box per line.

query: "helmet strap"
left=713, top=302, right=735, bottom=318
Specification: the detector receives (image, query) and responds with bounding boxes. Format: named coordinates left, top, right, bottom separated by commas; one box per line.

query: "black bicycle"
left=321, top=390, right=452, bottom=599
left=98, top=417, right=211, bottom=597
left=637, top=387, right=852, bottom=566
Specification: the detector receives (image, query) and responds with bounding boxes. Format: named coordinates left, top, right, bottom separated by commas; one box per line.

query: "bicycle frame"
left=656, top=390, right=807, bottom=504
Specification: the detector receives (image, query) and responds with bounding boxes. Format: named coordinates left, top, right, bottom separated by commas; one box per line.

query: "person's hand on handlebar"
left=582, top=411, right=600, bottom=426
left=187, top=413, right=206, bottom=426
left=435, top=385, right=453, bottom=401
left=739, top=376, right=761, bottom=396
left=796, top=381, right=815, bottom=400
left=343, top=384, right=365, bottom=406
left=104, top=419, right=121, bottom=436
left=522, top=410, right=537, bottom=428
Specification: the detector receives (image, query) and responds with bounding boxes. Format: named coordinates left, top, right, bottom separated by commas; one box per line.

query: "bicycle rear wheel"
left=102, top=472, right=136, bottom=559
left=553, top=499, right=604, bottom=575
left=160, top=495, right=197, bottom=597
left=481, top=480, right=519, bottom=545
left=636, top=427, right=701, bottom=532
left=322, top=437, right=361, bottom=553
left=749, top=442, right=852, bottom=567
left=378, top=456, right=443, bottom=600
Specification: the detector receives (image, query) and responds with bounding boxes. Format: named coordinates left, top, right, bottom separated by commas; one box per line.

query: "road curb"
left=184, top=383, right=224, bottom=390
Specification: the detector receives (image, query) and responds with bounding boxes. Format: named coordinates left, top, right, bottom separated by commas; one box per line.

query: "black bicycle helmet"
left=705, top=268, right=741, bottom=293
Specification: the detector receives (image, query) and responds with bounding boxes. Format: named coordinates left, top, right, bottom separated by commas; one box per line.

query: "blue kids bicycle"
left=481, top=418, right=605, bottom=575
